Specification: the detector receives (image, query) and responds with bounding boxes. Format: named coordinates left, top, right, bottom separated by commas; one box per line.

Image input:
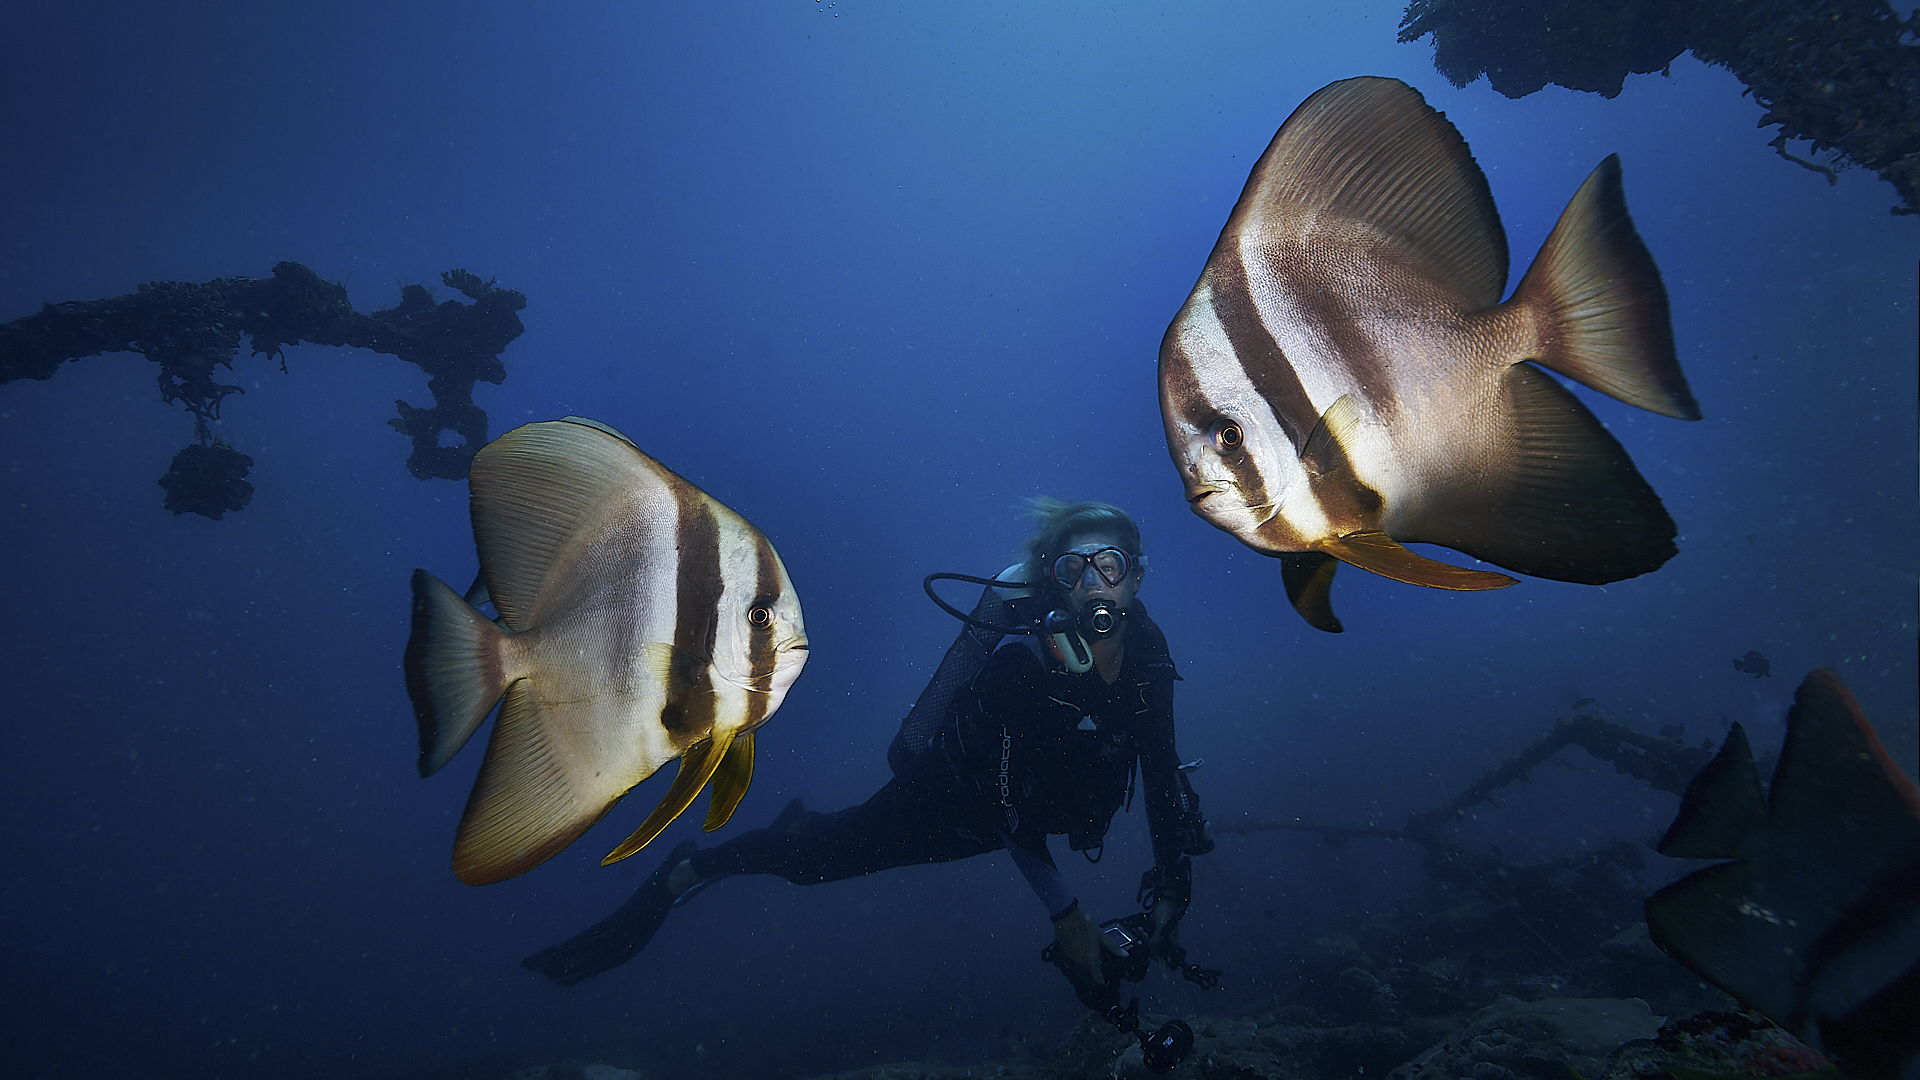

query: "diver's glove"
left=1138, top=856, right=1192, bottom=969
left=1051, top=900, right=1122, bottom=986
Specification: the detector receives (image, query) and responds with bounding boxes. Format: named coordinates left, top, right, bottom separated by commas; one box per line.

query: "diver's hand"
left=1148, top=897, right=1184, bottom=967
left=1051, top=904, right=1120, bottom=984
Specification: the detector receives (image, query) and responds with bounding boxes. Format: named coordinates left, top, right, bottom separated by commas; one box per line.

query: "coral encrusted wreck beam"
left=1397, top=0, right=1920, bottom=215
left=0, top=261, right=526, bottom=517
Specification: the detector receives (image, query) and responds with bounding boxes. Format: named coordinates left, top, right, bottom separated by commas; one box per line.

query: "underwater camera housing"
left=1041, top=912, right=1199, bottom=1075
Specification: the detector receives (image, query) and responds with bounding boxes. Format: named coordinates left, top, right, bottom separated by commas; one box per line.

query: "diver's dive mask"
left=1048, top=545, right=1140, bottom=590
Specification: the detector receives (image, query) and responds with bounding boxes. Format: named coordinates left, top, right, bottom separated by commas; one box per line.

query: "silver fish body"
left=404, top=417, right=808, bottom=884
left=1160, top=77, right=1699, bottom=631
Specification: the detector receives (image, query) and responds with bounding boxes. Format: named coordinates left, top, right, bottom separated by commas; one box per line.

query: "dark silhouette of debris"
left=0, top=261, right=527, bottom=516
left=1397, top=0, right=1920, bottom=215
left=157, top=441, right=255, bottom=519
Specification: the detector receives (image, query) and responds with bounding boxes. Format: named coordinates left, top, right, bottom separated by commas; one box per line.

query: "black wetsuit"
left=688, top=603, right=1201, bottom=900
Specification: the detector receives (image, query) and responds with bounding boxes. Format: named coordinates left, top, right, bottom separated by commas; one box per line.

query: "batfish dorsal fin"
left=1320, top=530, right=1516, bottom=591
left=1658, top=723, right=1767, bottom=859
left=704, top=731, right=756, bottom=831
left=1771, top=668, right=1920, bottom=821
left=558, top=415, right=641, bottom=448
left=1402, top=364, right=1677, bottom=584
left=1504, top=156, right=1700, bottom=420
left=468, top=420, right=655, bottom=631
left=1235, top=76, right=1507, bottom=307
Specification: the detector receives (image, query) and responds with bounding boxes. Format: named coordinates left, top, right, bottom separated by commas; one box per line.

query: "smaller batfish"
left=1160, top=77, right=1699, bottom=632
left=1733, top=649, right=1773, bottom=679
left=404, top=417, right=809, bottom=885
left=1647, top=669, right=1920, bottom=1080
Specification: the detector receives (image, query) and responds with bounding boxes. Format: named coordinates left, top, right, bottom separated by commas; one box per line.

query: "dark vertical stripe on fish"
left=743, top=535, right=782, bottom=730
left=663, top=488, right=723, bottom=739
left=1209, top=260, right=1315, bottom=452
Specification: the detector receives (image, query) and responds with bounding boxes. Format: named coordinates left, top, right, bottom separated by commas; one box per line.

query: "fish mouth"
left=1185, top=485, right=1224, bottom=509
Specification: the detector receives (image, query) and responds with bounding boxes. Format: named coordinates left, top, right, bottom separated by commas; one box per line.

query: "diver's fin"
left=704, top=731, right=755, bottom=831
left=1406, top=363, right=1678, bottom=585
left=1657, top=723, right=1767, bottom=859
left=519, top=837, right=698, bottom=986
left=603, top=731, right=736, bottom=865
left=405, top=569, right=512, bottom=777
left=1320, top=531, right=1517, bottom=591
left=1505, top=155, right=1699, bottom=420
left=1279, top=552, right=1344, bottom=633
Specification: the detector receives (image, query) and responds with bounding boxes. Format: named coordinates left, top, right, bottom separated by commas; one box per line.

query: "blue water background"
left=1, top=3, right=1913, bottom=1078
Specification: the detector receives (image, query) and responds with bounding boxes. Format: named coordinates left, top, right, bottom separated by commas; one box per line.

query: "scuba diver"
left=523, top=499, right=1216, bottom=1066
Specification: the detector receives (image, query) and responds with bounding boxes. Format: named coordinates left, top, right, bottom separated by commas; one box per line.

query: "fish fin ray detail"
left=452, top=682, right=652, bottom=885
left=1506, top=155, right=1699, bottom=420
left=1238, top=76, right=1508, bottom=306
left=1404, top=364, right=1678, bottom=584
left=405, top=569, right=512, bottom=777
left=468, top=419, right=666, bottom=629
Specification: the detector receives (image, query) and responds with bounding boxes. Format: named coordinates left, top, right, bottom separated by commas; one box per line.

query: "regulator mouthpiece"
left=1079, top=598, right=1120, bottom=639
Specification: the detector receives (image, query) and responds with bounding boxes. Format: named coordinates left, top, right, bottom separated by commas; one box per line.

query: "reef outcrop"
left=1397, top=0, right=1920, bottom=214
left=0, top=261, right=525, bottom=516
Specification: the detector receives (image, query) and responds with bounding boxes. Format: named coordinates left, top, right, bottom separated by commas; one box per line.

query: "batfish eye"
left=747, top=605, right=773, bottom=628
left=1214, top=422, right=1244, bottom=452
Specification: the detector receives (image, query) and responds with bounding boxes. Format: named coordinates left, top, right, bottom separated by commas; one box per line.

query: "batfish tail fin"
left=1320, top=530, right=1517, bottom=591
left=405, top=569, right=512, bottom=777
left=603, top=731, right=737, bottom=865
left=1507, top=154, right=1700, bottom=421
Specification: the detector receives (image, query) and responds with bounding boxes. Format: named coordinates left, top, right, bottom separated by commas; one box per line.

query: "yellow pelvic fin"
left=704, top=731, right=755, bottom=831
left=602, top=731, right=735, bottom=866
left=1322, top=531, right=1517, bottom=591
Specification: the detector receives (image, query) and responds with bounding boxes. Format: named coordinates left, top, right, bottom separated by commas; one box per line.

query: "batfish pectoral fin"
left=1320, top=531, right=1517, bottom=591
left=703, top=730, right=755, bottom=831
left=602, top=731, right=736, bottom=866
left=1278, top=552, right=1344, bottom=633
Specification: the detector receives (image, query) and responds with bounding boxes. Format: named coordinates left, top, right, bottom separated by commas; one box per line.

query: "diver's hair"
left=1019, top=497, right=1144, bottom=582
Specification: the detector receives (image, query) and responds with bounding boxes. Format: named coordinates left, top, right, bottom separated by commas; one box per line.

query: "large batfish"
left=1159, top=76, right=1699, bottom=632
left=404, top=417, right=809, bottom=885
left=1648, top=669, right=1920, bottom=1080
